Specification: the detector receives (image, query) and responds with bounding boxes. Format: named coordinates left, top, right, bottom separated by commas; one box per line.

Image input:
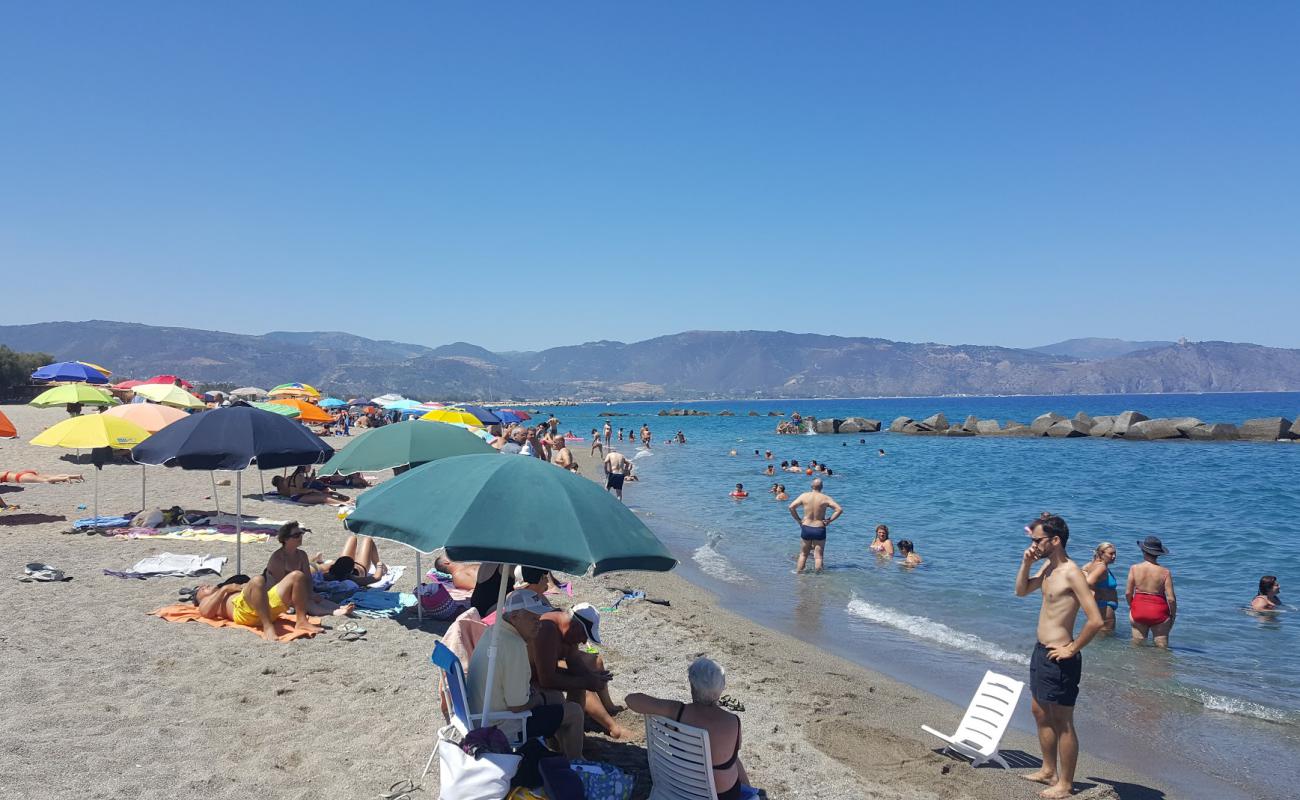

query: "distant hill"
left=1032, top=337, right=1176, bottom=360
left=3, top=320, right=1298, bottom=400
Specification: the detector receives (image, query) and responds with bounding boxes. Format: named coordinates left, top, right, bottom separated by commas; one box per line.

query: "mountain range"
left=3, top=320, right=1299, bottom=401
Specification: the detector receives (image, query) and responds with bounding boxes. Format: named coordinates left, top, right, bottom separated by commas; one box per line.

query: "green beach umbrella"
left=29, top=384, right=119, bottom=409
left=346, top=453, right=677, bottom=574
left=318, top=420, right=494, bottom=476
left=252, top=401, right=300, bottom=418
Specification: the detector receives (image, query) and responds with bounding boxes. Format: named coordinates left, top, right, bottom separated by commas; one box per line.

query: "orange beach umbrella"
left=269, top=398, right=333, bottom=423
left=0, top=410, right=16, bottom=439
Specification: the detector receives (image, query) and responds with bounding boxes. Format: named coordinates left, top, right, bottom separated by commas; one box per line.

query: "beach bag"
left=436, top=724, right=520, bottom=800
left=418, top=581, right=460, bottom=618
left=539, top=756, right=585, bottom=800
left=567, top=760, right=633, bottom=800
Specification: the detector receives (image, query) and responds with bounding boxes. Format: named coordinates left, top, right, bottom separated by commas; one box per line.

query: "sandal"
left=381, top=778, right=416, bottom=799
left=719, top=694, right=746, bottom=712
left=337, top=621, right=367, bottom=641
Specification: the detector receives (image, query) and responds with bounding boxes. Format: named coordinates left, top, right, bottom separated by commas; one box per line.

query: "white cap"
left=502, top=589, right=551, bottom=616
left=571, top=602, right=602, bottom=644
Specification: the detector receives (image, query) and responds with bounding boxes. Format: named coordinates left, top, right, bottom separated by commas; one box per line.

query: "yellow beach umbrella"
left=29, top=384, right=119, bottom=409
left=78, top=361, right=113, bottom=377
left=133, top=383, right=206, bottom=410
left=421, top=408, right=484, bottom=426
left=31, top=415, right=151, bottom=524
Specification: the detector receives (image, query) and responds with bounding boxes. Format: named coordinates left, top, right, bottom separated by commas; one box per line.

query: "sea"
left=550, top=393, right=1300, bottom=800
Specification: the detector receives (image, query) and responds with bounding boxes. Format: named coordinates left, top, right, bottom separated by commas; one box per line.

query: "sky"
left=3, top=3, right=1298, bottom=351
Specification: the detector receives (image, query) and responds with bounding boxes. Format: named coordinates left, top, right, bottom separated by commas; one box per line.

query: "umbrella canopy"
left=133, top=383, right=206, bottom=410
left=370, top=393, right=404, bottom=405
left=318, top=397, right=347, bottom=409
left=31, top=361, right=111, bottom=384
left=230, top=387, right=269, bottom=398
left=319, top=420, right=495, bottom=475
left=113, top=379, right=146, bottom=390
left=492, top=409, right=523, bottom=425
left=77, top=361, right=112, bottom=377
left=381, top=398, right=424, bottom=411
left=345, top=453, right=677, bottom=574
left=498, top=408, right=531, bottom=421
left=132, top=402, right=333, bottom=471
left=0, top=410, right=17, bottom=439
left=252, top=401, right=300, bottom=417
left=29, top=384, right=119, bottom=408
left=420, top=408, right=484, bottom=426
left=142, top=375, right=194, bottom=390
left=268, top=398, right=333, bottom=423
left=31, top=415, right=150, bottom=450
left=450, top=404, right=501, bottom=425
left=104, top=403, right=189, bottom=433
left=269, top=382, right=321, bottom=399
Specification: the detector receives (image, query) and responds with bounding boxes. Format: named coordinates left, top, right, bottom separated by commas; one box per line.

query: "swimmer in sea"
left=775, top=484, right=787, bottom=501
left=878, top=449, right=885, bottom=457
left=869, top=524, right=894, bottom=557
left=1252, top=576, right=1281, bottom=612
left=730, top=483, right=748, bottom=499
left=763, top=464, right=775, bottom=476
left=788, top=477, right=842, bottom=574
left=897, top=539, right=923, bottom=566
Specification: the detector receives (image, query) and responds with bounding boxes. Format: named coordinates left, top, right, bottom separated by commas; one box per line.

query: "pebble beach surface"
left=0, top=404, right=1167, bottom=799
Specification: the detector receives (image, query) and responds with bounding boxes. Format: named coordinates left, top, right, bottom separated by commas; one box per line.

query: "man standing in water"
left=788, top=477, right=842, bottom=573
left=1014, top=514, right=1104, bottom=799
left=603, top=420, right=612, bottom=449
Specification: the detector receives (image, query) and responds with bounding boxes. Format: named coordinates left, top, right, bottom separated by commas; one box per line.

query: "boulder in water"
left=1292, top=418, right=1300, bottom=438
left=1186, top=423, right=1239, bottom=441
left=718, top=410, right=735, bottom=416
left=813, top=418, right=838, bottom=434
left=962, top=415, right=981, bottom=432
left=1170, top=417, right=1204, bottom=434
left=1111, top=410, right=1149, bottom=437
left=1047, top=419, right=1091, bottom=438
left=945, top=427, right=976, bottom=437
left=748, top=411, right=760, bottom=417
left=1030, top=412, right=1065, bottom=435
left=1073, top=411, right=1095, bottom=428
left=1240, top=417, right=1295, bottom=441
left=1090, top=419, right=1115, bottom=437
left=919, top=413, right=949, bottom=432
left=975, top=419, right=1002, bottom=434
left=1125, top=418, right=1184, bottom=440
left=889, top=416, right=914, bottom=433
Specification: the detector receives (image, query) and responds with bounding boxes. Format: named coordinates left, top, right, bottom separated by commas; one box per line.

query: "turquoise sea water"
left=554, top=393, right=1299, bottom=800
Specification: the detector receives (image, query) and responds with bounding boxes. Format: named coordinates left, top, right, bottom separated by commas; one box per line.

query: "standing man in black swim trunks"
left=788, top=477, right=842, bottom=574
left=1014, top=514, right=1104, bottom=799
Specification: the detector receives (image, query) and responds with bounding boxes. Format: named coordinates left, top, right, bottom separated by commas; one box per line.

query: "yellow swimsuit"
left=229, top=587, right=287, bottom=626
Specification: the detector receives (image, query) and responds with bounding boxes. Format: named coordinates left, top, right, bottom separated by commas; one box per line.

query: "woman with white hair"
left=625, top=657, right=750, bottom=800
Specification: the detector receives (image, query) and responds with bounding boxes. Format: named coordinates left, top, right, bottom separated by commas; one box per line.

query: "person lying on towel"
left=193, top=571, right=322, bottom=641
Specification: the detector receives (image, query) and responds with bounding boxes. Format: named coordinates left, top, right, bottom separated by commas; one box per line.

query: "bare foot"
left=295, top=621, right=325, bottom=635
left=261, top=624, right=280, bottom=641
left=1022, top=769, right=1056, bottom=786
left=1039, top=782, right=1074, bottom=798
left=605, top=725, right=634, bottom=741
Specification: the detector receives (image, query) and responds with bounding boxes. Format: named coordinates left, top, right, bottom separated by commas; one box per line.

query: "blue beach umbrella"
left=319, top=397, right=347, bottom=409
left=31, top=361, right=111, bottom=384
left=492, top=409, right=523, bottom=425
left=450, top=404, right=501, bottom=425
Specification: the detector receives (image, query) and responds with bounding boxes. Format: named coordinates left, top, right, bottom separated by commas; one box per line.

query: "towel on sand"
left=347, top=590, right=416, bottom=619
left=74, top=515, right=134, bottom=529
left=109, top=527, right=271, bottom=544
left=149, top=603, right=322, bottom=641
left=105, top=552, right=227, bottom=579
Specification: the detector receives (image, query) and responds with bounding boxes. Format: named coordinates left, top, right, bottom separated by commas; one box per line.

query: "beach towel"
left=426, top=569, right=474, bottom=601
left=347, top=589, right=417, bottom=619
left=106, top=527, right=271, bottom=543
left=105, top=552, right=227, bottom=579
left=149, top=603, right=322, bottom=641
left=74, top=515, right=134, bottom=529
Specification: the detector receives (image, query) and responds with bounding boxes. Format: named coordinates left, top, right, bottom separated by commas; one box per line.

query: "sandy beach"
left=0, top=403, right=1168, bottom=800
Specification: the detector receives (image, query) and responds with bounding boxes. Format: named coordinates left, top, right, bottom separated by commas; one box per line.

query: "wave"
left=633, top=449, right=654, bottom=460
left=846, top=595, right=1028, bottom=665
left=1183, top=688, right=1296, bottom=725
left=692, top=533, right=747, bottom=584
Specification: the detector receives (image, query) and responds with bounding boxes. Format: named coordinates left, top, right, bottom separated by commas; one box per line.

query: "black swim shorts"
left=524, top=703, right=566, bottom=738
left=1029, top=642, right=1082, bottom=706
left=606, top=473, right=625, bottom=489
left=800, top=524, right=827, bottom=541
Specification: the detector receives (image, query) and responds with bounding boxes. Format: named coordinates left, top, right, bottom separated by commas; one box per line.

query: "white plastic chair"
left=645, top=715, right=759, bottom=800
left=921, top=670, right=1024, bottom=768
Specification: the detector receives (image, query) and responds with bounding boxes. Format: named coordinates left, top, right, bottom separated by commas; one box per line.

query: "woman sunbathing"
left=263, top=522, right=357, bottom=616
left=1, top=470, right=84, bottom=483
left=311, top=533, right=388, bottom=588
left=270, top=474, right=351, bottom=506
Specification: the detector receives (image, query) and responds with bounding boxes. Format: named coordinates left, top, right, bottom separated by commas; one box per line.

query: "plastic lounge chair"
left=645, top=715, right=760, bottom=800
left=920, top=670, right=1024, bottom=768
left=430, top=641, right=532, bottom=746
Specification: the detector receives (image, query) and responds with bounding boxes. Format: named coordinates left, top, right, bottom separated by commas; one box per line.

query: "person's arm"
left=788, top=497, right=803, bottom=523
left=1014, top=546, right=1044, bottom=596
left=825, top=498, right=843, bottom=524
left=1049, top=566, right=1105, bottom=660
left=1165, top=570, right=1177, bottom=624
left=1125, top=568, right=1136, bottom=605
left=532, top=623, right=602, bottom=692
left=883, top=541, right=895, bottom=557
left=624, top=693, right=682, bottom=719
left=197, top=585, right=238, bottom=619
left=1082, top=562, right=1103, bottom=589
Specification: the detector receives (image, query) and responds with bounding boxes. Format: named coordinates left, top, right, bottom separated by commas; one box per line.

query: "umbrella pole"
left=258, top=470, right=265, bottom=497
left=235, top=471, right=243, bottom=575
left=415, top=552, right=423, bottom=622
left=477, top=564, right=512, bottom=727
left=211, top=472, right=221, bottom=516
left=94, top=467, right=100, bottom=525
left=141, top=465, right=146, bottom=512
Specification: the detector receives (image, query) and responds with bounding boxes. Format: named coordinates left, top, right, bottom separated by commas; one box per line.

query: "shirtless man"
left=590, top=429, right=603, bottom=458
left=551, top=437, right=577, bottom=471
left=1014, top=514, right=1104, bottom=798
left=603, top=449, right=631, bottom=500
left=194, top=571, right=322, bottom=641
left=529, top=598, right=631, bottom=740
left=640, top=424, right=651, bottom=450
left=603, top=421, right=612, bottom=448
left=788, top=478, right=842, bottom=573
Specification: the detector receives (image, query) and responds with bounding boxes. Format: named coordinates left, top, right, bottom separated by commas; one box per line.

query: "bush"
left=0, top=345, right=55, bottom=400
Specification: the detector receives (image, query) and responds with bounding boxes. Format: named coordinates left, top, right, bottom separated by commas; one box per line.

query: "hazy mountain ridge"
left=3, top=321, right=1298, bottom=400
left=1032, top=337, right=1177, bottom=360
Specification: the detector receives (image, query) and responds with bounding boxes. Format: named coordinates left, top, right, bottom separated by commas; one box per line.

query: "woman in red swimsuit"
left=1126, top=536, right=1176, bottom=647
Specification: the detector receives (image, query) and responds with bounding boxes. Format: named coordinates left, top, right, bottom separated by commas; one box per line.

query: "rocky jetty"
left=656, top=408, right=711, bottom=416
left=884, top=410, right=1296, bottom=443
left=777, top=416, right=882, bottom=435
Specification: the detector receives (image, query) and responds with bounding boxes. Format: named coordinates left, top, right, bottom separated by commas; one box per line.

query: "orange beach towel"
left=150, top=603, right=322, bottom=642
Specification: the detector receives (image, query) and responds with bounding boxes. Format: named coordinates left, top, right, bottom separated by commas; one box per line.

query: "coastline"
left=0, top=404, right=1173, bottom=799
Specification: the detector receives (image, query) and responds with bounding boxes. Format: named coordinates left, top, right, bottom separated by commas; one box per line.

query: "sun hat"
left=502, top=588, right=551, bottom=615
left=571, top=602, right=602, bottom=644
left=1137, top=535, right=1170, bottom=556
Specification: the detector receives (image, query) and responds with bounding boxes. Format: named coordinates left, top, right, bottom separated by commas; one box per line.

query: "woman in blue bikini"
left=1083, top=541, right=1119, bottom=633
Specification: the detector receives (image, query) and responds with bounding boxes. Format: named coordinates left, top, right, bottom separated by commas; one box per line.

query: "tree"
left=0, top=345, right=55, bottom=400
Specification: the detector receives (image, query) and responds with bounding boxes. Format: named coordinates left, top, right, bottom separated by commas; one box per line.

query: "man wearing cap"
left=1014, top=514, right=1105, bottom=799
left=465, top=589, right=584, bottom=757
left=531, top=601, right=632, bottom=741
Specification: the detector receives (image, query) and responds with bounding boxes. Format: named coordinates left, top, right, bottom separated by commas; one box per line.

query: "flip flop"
left=381, top=778, right=416, bottom=799
left=337, top=621, right=367, bottom=641
left=719, top=694, right=746, bottom=712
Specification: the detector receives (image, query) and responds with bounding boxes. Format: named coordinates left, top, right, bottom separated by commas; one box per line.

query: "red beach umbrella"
left=142, top=375, right=194, bottom=390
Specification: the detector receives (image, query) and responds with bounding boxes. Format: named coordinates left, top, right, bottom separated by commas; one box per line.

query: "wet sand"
left=0, top=404, right=1165, bottom=799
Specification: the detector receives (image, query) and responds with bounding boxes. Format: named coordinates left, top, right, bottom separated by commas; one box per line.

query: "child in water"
left=730, top=483, right=748, bottom=499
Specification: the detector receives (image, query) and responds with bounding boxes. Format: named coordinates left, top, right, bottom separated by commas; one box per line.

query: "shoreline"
left=0, top=404, right=1176, bottom=799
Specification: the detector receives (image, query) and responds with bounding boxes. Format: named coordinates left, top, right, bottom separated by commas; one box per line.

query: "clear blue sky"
left=3, top=3, right=1297, bottom=351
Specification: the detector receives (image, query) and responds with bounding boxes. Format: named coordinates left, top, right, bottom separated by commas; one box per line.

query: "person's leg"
left=571, top=651, right=623, bottom=714
left=1101, top=607, right=1115, bottom=633
left=579, top=688, right=631, bottom=739
left=339, top=534, right=359, bottom=560
left=796, top=540, right=811, bottom=573
left=558, top=701, right=585, bottom=758
left=1040, top=704, right=1078, bottom=798
left=1152, top=618, right=1172, bottom=648
left=1130, top=620, right=1149, bottom=644
left=354, top=536, right=380, bottom=572
left=813, top=541, right=825, bottom=572
left=240, top=576, right=279, bottom=639
left=1024, top=697, right=1058, bottom=785
left=275, top=570, right=323, bottom=634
